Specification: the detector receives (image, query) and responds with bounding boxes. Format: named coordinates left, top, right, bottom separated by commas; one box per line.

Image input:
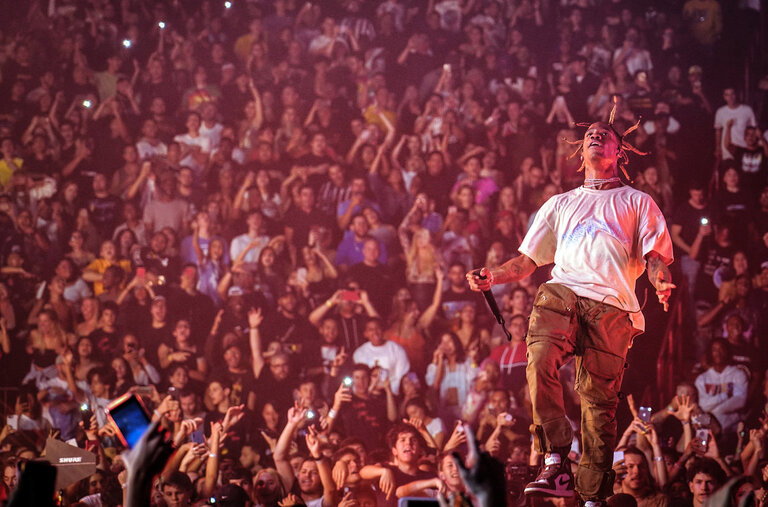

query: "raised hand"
left=223, top=404, right=245, bottom=431
left=248, top=307, right=263, bottom=329
left=669, top=395, right=694, bottom=422
left=305, top=425, right=321, bottom=459
left=287, top=403, right=307, bottom=426
left=450, top=423, right=506, bottom=506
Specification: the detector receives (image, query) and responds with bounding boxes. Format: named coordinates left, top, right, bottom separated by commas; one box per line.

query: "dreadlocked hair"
left=563, top=96, right=648, bottom=182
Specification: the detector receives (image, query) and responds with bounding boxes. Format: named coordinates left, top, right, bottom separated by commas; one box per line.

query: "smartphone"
left=696, top=428, right=709, bottom=447
left=378, top=368, right=389, bottom=382
left=613, top=450, right=625, bottom=464
left=137, top=267, right=146, bottom=280
left=79, top=402, right=93, bottom=426
left=306, top=410, right=316, bottom=421
left=167, top=386, right=180, bottom=400
left=455, top=421, right=465, bottom=434
left=638, top=406, right=652, bottom=424
left=341, top=290, right=360, bottom=302
left=700, top=217, right=709, bottom=226
left=342, top=376, right=353, bottom=387
left=82, top=99, right=92, bottom=109
left=106, top=393, right=152, bottom=449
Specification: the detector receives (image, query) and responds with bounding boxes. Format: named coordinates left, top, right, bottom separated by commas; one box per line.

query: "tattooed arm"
left=646, top=251, right=675, bottom=312
left=466, top=254, right=537, bottom=291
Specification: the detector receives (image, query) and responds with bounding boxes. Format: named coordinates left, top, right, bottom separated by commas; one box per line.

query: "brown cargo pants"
left=526, top=283, right=640, bottom=501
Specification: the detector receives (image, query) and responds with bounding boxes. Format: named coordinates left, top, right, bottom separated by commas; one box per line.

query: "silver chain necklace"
left=583, top=177, right=620, bottom=189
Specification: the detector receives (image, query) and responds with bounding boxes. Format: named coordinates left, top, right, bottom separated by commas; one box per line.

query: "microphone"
left=474, top=269, right=512, bottom=341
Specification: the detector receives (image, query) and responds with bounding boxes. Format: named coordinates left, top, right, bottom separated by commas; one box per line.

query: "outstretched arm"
left=466, top=254, right=536, bottom=291
left=646, top=251, right=675, bottom=312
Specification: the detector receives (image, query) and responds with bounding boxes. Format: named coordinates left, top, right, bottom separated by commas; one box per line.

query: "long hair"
left=406, top=227, right=440, bottom=278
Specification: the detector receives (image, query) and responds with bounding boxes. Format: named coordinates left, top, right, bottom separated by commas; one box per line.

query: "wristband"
left=208, top=452, right=218, bottom=459
left=681, top=420, right=690, bottom=425
left=325, top=300, right=333, bottom=308
left=653, top=456, right=663, bottom=462
left=328, top=408, right=337, bottom=419
left=154, top=409, right=163, bottom=418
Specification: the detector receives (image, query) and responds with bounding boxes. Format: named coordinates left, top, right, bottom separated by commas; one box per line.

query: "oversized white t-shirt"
left=714, top=104, right=757, bottom=159
left=519, top=185, right=673, bottom=331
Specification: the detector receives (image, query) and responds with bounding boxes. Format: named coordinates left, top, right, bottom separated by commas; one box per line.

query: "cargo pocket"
left=575, top=347, right=626, bottom=398
left=526, top=284, right=576, bottom=348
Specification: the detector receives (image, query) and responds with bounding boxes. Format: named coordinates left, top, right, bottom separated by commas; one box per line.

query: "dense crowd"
left=0, top=0, right=767, bottom=505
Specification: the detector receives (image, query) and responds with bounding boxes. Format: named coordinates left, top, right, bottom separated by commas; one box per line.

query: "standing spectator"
left=352, top=318, right=410, bottom=395
left=714, top=87, right=757, bottom=160
left=695, top=339, right=748, bottom=436
left=142, top=171, right=191, bottom=235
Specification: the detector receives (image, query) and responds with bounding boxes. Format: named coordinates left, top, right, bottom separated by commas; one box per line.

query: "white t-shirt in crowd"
left=173, top=133, right=211, bottom=173
left=695, top=365, right=748, bottom=432
left=352, top=340, right=410, bottom=395
left=200, top=122, right=224, bottom=150
left=136, top=139, right=168, bottom=160
left=714, top=104, right=757, bottom=159
left=519, top=185, right=673, bottom=331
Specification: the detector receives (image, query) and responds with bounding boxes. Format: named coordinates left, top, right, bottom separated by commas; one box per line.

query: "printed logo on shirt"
left=561, top=220, right=630, bottom=250
left=704, top=382, right=734, bottom=398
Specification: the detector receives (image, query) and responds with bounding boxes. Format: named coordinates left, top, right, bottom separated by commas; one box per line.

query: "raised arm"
left=273, top=405, right=306, bottom=491
left=417, top=268, right=444, bottom=330
left=248, top=307, right=265, bottom=378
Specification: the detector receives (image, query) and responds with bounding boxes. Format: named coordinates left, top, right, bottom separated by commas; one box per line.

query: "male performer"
left=467, top=119, right=674, bottom=507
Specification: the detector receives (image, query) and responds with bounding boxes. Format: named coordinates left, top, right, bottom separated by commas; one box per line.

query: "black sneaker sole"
left=524, top=485, right=575, bottom=497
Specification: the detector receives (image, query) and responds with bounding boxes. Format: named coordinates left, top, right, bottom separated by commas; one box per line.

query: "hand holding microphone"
left=467, top=268, right=512, bottom=341
left=466, top=267, right=494, bottom=292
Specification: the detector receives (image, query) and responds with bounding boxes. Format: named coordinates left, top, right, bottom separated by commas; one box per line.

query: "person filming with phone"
left=467, top=118, right=675, bottom=506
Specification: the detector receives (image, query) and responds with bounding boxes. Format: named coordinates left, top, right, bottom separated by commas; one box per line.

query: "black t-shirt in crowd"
left=671, top=201, right=710, bottom=249
left=693, top=240, right=735, bottom=303
left=338, top=392, right=388, bottom=447
left=375, top=464, right=437, bottom=507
